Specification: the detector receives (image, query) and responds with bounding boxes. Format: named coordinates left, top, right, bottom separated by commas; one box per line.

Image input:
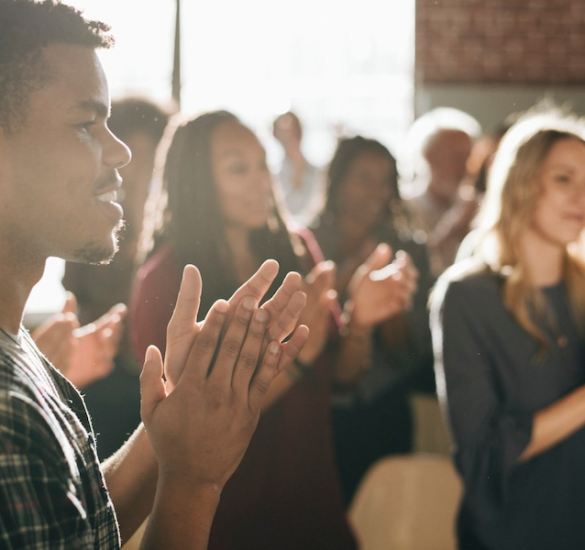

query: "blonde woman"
left=430, top=110, right=585, bottom=550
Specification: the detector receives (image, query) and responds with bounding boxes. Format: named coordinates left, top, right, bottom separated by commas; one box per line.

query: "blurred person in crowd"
left=455, top=120, right=512, bottom=263
left=466, top=122, right=510, bottom=194
left=431, top=108, right=585, bottom=550
left=311, top=135, right=435, bottom=503
left=403, top=107, right=482, bottom=276
left=272, top=110, right=324, bottom=226
left=131, top=110, right=416, bottom=549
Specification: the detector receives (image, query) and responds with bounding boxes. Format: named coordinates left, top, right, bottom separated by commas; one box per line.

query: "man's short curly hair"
left=0, top=0, right=114, bottom=132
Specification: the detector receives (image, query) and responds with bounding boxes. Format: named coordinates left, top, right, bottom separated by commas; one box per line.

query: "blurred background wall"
left=415, top=0, right=585, bottom=127
left=26, top=0, right=585, bottom=316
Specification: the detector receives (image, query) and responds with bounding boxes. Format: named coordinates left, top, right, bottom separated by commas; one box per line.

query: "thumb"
left=140, top=345, right=167, bottom=425
left=61, top=292, right=78, bottom=316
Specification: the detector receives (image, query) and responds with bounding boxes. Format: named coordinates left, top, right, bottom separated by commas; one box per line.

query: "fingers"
left=348, top=243, right=392, bottom=296
left=262, top=271, right=304, bottom=341
left=247, top=340, right=281, bottom=413
left=304, top=261, right=336, bottom=301
left=364, top=243, right=393, bottom=272
left=164, top=265, right=203, bottom=386
left=95, top=326, right=118, bottom=364
left=74, top=303, right=126, bottom=341
left=227, top=259, right=280, bottom=307
left=227, top=263, right=305, bottom=346
left=61, top=292, right=78, bottom=315
left=392, top=251, right=419, bottom=300
left=305, top=260, right=335, bottom=286
left=167, top=265, right=203, bottom=341
left=35, top=317, right=73, bottom=347
left=394, top=251, right=417, bottom=277
left=180, top=299, right=230, bottom=386
left=94, top=303, right=128, bottom=329
left=228, top=303, right=272, bottom=394
left=369, top=250, right=417, bottom=291
left=379, top=267, right=415, bottom=311
left=313, top=265, right=337, bottom=307
left=32, top=314, right=77, bottom=371
left=276, top=324, right=310, bottom=372
left=140, top=345, right=167, bottom=425
left=46, top=323, right=76, bottom=368
left=267, top=289, right=307, bottom=343
left=210, top=296, right=260, bottom=383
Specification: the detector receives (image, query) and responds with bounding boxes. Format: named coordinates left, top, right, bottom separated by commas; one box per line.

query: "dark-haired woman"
left=311, top=135, right=436, bottom=503
left=130, top=112, right=415, bottom=549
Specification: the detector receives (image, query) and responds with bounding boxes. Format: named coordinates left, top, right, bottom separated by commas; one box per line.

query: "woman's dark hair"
left=314, top=135, right=419, bottom=242
left=159, top=110, right=304, bottom=316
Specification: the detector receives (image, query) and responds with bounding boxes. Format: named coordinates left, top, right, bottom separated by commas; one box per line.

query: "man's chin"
left=71, top=222, right=123, bottom=265
left=71, top=242, right=117, bottom=265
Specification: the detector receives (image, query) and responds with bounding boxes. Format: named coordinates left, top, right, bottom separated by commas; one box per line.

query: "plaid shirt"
left=0, top=329, right=120, bottom=549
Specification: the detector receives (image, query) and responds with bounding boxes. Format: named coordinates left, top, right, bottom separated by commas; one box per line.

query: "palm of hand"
left=349, top=247, right=418, bottom=328
left=68, top=305, right=126, bottom=387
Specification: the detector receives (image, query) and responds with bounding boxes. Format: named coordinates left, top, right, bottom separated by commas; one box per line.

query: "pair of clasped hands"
left=34, top=243, right=416, bottom=488
left=139, top=243, right=416, bottom=488
left=291, top=243, right=418, bottom=366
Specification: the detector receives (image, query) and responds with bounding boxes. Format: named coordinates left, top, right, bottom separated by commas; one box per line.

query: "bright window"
left=26, top=0, right=415, bottom=316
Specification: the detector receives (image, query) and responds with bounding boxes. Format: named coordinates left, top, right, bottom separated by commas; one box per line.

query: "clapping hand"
left=296, top=261, right=337, bottom=364
left=162, top=260, right=309, bottom=389
left=346, top=243, right=418, bottom=328
left=140, top=261, right=309, bottom=490
left=33, top=292, right=126, bottom=388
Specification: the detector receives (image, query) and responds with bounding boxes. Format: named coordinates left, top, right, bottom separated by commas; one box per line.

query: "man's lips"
left=94, top=174, right=124, bottom=221
left=94, top=171, right=122, bottom=199
left=96, top=189, right=119, bottom=202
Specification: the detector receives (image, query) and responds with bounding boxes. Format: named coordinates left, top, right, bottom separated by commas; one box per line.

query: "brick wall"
left=416, top=0, right=585, bottom=84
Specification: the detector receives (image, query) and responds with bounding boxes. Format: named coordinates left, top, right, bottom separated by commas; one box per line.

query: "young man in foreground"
left=0, top=1, right=308, bottom=547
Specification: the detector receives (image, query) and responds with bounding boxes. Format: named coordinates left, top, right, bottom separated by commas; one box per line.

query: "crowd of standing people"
left=2, top=1, right=585, bottom=549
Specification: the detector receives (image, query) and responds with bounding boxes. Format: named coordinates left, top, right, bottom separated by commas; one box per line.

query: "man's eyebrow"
left=69, top=99, right=110, bottom=118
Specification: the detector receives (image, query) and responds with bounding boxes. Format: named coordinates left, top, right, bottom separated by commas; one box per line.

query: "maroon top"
left=130, top=230, right=357, bottom=549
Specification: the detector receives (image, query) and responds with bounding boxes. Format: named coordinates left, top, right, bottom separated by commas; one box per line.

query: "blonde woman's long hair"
left=474, top=109, right=585, bottom=351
